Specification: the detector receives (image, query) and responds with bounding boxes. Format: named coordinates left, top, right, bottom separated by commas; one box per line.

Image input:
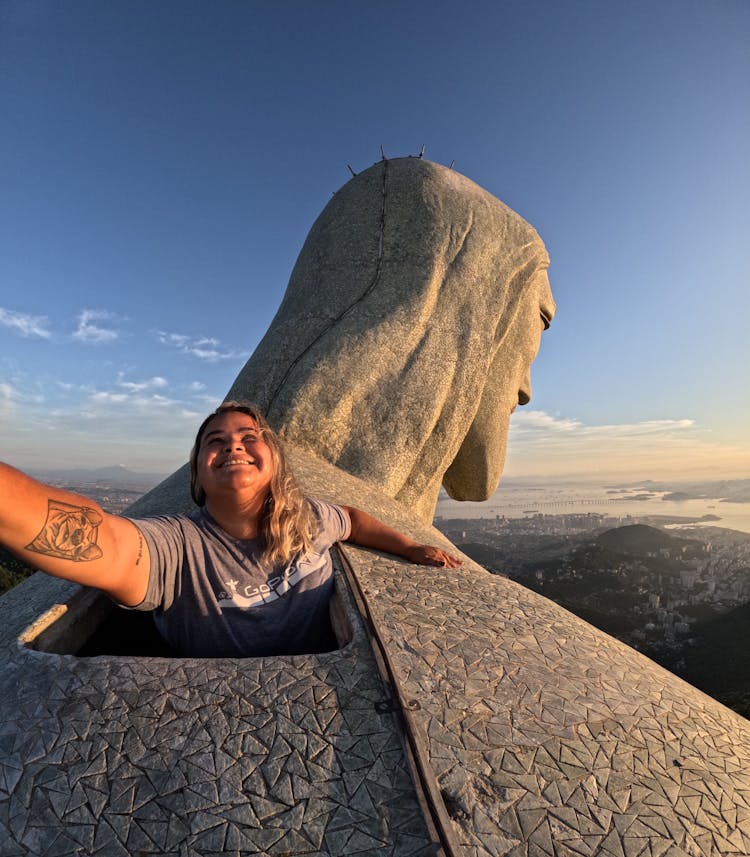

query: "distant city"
left=26, top=465, right=167, bottom=514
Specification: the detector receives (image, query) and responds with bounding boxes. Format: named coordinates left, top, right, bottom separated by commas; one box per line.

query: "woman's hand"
left=402, top=544, right=462, bottom=568
left=342, top=506, right=462, bottom=568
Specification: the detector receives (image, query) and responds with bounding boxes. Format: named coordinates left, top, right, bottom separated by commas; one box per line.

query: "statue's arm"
left=342, top=505, right=461, bottom=568
left=0, top=462, right=149, bottom=606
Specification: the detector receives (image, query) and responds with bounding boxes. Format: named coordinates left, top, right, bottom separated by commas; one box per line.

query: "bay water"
left=435, top=483, right=750, bottom=534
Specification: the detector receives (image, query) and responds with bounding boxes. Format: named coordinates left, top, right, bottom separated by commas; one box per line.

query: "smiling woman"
left=188, top=403, right=313, bottom=560
left=0, top=400, right=460, bottom=657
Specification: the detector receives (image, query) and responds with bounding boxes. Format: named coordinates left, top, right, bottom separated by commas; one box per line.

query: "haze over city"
left=1, top=1, right=748, bottom=486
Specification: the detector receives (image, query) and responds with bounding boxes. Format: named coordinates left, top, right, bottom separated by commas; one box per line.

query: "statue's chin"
left=442, top=434, right=507, bottom=503
left=442, top=481, right=495, bottom=502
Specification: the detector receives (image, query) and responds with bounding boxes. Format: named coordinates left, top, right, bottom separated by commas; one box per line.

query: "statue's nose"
left=518, top=371, right=532, bottom=406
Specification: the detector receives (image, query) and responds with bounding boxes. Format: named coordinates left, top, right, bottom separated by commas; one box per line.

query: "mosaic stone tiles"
left=0, top=562, right=436, bottom=856
left=343, top=545, right=750, bottom=856
left=2, top=447, right=750, bottom=855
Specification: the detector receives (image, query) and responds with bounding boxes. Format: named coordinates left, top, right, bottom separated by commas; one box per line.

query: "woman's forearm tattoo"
left=26, top=500, right=104, bottom=562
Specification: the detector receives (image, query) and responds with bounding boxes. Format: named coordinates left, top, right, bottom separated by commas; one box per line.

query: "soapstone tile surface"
left=1, top=449, right=750, bottom=856
left=0, top=559, right=435, bottom=856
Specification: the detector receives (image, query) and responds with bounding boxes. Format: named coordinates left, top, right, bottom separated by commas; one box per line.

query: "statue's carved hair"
left=189, top=401, right=315, bottom=566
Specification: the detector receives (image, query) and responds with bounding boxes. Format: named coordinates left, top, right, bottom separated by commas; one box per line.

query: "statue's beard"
left=443, top=383, right=510, bottom=501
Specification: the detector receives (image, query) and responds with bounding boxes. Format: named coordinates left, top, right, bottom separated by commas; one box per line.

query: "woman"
left=0, top=401, right=460, bottom=657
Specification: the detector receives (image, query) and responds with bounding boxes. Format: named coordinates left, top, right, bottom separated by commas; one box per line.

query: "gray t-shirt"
left=130, top=499, right=351, bottom=658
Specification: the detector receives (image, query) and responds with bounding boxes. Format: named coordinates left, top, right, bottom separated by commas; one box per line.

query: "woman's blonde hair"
left=189, top=401, right=316, bottom=566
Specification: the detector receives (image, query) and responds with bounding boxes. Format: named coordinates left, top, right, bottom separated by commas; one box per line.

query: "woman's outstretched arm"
left=0, top=462, right=150, bottom=605
left=342, top=505, right=462, bottom=568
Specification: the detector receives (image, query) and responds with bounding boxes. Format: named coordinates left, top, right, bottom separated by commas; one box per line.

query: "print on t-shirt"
left=215, top=550, right=329, bottom=608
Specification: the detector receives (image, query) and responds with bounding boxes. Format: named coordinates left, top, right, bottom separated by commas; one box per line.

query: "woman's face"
left=195, top=411, right=275, bottom=503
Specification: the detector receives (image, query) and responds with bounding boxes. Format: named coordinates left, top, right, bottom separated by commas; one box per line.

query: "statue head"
left=227, top=157, right=555, bottom=520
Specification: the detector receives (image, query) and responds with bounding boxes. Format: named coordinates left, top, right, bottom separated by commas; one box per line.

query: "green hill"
left=680, top=602, right=750, bottom=693
left=0, top=546, right=37, bottom=595
left=595, top=524, right=698, bottom=556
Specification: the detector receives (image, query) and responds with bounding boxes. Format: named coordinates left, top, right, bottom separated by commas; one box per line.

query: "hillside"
left=27, top=464, right=165, bottom=487
left=675, top=601, right=750, bottom=717
left=0, top=547, right=37, bottom=595
left=595, top=523, right=693, bottom=555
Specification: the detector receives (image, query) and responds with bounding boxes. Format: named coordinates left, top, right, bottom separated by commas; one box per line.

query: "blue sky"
left=1, top=0, right=748, bottom=483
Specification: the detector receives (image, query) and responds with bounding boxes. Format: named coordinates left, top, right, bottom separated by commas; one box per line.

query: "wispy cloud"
left=90, top=392, right=129, bottom=404
left=73, top=310, right=119, bottom=344
left=0, top=377, right=45, bottom=413
left=1, top=366, right=223, bottom=472
left=505, top=410, right=748, bottom=479
left=86, top=390, right=178, bottom=411
left=156, top=332, right=191, bottom=348
left=154, top=329, right=247, bottom=362
left=116, top=374, right=168, bottom=393
left=0, top=381, right=19, bottom=415
left=510, top=411, right=697, bottom=442
left=0, top=308, right=51, bottom=338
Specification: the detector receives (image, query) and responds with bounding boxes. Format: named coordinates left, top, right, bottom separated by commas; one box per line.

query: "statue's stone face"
left=442, top=269, right=552, bottom=501
left=227, top=158, right=555, bottom=521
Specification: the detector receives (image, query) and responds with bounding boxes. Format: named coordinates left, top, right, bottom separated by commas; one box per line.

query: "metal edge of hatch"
left=336, top=545, right=462, bottom=857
